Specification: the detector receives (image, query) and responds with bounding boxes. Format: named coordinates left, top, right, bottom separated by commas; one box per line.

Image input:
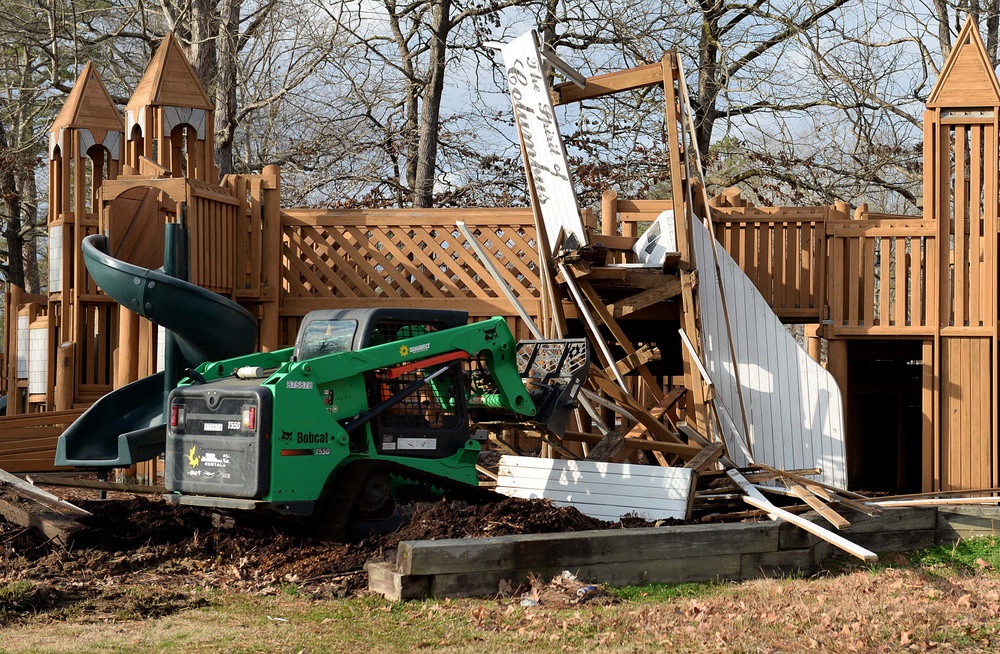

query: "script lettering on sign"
left=501, top=30, right=587, bottom=255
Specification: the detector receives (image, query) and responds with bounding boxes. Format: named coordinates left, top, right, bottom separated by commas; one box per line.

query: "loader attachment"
left=515, top=339, right=590, bottom=436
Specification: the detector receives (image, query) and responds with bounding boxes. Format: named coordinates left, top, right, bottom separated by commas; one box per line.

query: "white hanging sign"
left=500, top=30, right=587, bottom=254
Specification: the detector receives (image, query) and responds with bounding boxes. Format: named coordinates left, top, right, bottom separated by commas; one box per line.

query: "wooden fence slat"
left=848, top=237, right=860, bottom=326
left=879, top=236, right=891, bottom=326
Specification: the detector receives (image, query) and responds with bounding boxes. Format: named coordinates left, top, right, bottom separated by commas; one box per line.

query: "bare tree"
left=334, top=0, right=541, bottom=207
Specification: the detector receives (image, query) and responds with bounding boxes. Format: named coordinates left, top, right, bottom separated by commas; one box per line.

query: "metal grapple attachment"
left=515, top=339, right=590, bottom=436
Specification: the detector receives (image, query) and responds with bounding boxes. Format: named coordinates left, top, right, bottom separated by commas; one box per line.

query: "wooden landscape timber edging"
left=368, top=505, right=1000, bottom=601
left=0, top=468, right=91, bottom=544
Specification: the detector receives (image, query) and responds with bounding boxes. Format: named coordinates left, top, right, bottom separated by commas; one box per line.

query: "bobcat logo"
left=281, top=430, right=294, bottom=442
left=187, top=445, right=200, bottom=467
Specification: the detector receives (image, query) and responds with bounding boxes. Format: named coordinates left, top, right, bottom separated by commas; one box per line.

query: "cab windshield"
left=297, top=320, right=356, bottom=360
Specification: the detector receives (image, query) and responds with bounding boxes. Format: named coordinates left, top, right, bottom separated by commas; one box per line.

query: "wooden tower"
left=923, top=18, right=1000, bottom=490
left=29, top=63, right=124, bottom=414
left=124, top=32, right=217, bottom=184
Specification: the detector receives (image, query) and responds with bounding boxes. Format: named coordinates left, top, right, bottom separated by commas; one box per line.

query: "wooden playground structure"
left=0, top=22, right=998, bottom=497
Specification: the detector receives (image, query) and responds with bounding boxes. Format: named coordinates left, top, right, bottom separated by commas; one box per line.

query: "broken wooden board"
left=496, top=455, right=694, bottom=521
left=27, top=473, right=167, bottom=495
left=0, top=468, right=90, bottom=545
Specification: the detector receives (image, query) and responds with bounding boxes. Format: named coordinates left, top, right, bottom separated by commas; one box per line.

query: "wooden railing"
left=602, top=189, right=940, bottom=335
left=826, top=216, right=936, bottom=334
left=712, top=206, right=832, bottom=322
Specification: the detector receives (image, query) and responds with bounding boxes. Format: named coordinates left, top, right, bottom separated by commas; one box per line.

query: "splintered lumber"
left=727, top=470, right=775, bottom=518
left=742, top=496, right=877, bottom=562
left=728, top=469, right=874, bottom=562
left=785, top=481, right=851, bottom=530
left=475, top=465, right=498, bottom=481
left=684, top=442, right=724, bottom=473
left=573, top=275, right=664, bottom=402
left=606, top=344, right=660, bottom=378
left=564, top=430, right=701, bottom=458
left=0, top=468, right=90, bottom=545
left=757, top=464, right=880, bottom=516
left=496, top=455, right=695, bottom=521
left=758, top=465, right=867, bottom=500
left=589, top=372, right=684, bottom=446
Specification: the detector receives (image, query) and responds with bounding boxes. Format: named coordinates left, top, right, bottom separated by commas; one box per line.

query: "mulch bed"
left=0, top=492, right=658, bottom=599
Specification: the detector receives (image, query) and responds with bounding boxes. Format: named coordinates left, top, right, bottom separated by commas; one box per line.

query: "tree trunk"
left=413, top=0, right=451, bottom=208
left=385, top=0, right=421, bottom=204
left=0, top=120, right=24, bottom=289
left=695, top=0, right=723, bottom=158
left=188, top=0, right=217, bottom=84
left=20, top=169, right=40, bottom=293
left=214, top=0, right=240, bottom=175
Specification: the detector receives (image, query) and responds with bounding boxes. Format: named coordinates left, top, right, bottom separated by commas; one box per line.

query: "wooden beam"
left=684, top=442, right=724, bottom=473
left=581, top=430, right=625, bottom=462
left=785, top=481, right=851, bottom=530
left=558, top=262, right=676, bottom=290
left=607, top=279, right=683, bottom=318
left=563, top=430, right=703, bottom=458
left=26, top=474, right=167, bottom=495
left=553, top=62, right=664, bottom=106
left=605, top=344, right=660, bottom=378
left=0, top=469, right=90, bottom=544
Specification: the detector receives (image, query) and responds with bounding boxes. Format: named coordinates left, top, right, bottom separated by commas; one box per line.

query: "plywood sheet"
left=690, top=219, right=848, bottom=487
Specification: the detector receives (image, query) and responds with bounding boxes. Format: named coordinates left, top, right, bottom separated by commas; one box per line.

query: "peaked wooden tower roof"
left=928, top=17, right=1000, bottom=108
left=125, top=32, right=212, bottom=112
left=50, top=62, right=125, bottom=133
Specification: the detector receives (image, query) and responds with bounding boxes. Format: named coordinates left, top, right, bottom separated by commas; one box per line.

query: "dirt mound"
left=0, top=493, right=653, bottom=600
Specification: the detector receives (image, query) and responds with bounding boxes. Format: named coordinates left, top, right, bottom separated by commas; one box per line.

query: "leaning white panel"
left=689, top=219, right=847, bottom=488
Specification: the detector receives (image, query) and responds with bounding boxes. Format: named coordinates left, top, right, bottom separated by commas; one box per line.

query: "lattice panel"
left=281, top=222, right=541, bottom=302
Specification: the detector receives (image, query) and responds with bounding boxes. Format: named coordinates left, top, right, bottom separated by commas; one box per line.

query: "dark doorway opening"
left=844, top=340, right=923, bottom=493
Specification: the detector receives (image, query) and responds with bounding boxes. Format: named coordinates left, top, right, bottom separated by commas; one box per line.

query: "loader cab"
left=293, top=308, right=472, bottom=458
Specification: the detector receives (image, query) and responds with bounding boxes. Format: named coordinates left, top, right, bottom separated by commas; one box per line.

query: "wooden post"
left=5, top=285, right=19, bottom=415
left=601, top=189, right=618, bottom=236
left=805, top=324, right=822, bottom=363
left=54, top=342, right=74, bottom=411
left=921, top=340, right=934, bottom=492
left=115, top=306, right=141, bottom=388
left=259, top=164, right=282, bottom=352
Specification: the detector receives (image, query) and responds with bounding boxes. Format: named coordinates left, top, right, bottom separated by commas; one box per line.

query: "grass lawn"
left=4, top=538, right=1000, bottom=653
